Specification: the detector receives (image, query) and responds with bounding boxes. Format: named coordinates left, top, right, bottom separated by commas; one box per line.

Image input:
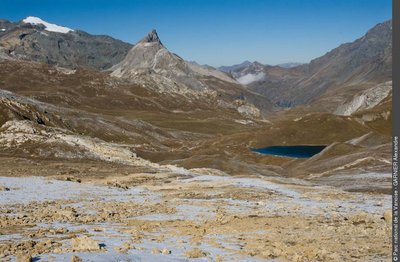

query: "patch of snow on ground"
left=0, top=176, right=159, bottom=205
left=181, top=175, right=390, bottom=216
left=22, top=16, right=73, bottom=33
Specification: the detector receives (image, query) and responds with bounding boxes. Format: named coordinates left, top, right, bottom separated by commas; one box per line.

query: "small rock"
left=114, top=242, right=133, bottom=253
left=349, top=212, right=369, bottom=225
left=184, top=248, right=208, bottom=258
left=53, top=247, right=63, bottom=253
left=16, top=254, right=32, bottom=262
left=162, top=248, right=171, bottom=255
left=216, top=255, right=223, bottom=262
left=383, top=210, right=392, bottom=222
left=151, top=247, right=161, bottom=254
left=70, top=255, right=83, bottom=262
left=71, top=235, right=101, bottom=251
left=58, top=209, right=78, bottom=220
left=0, top=186, right=10, bottom=191
left=55, top=228, right=68, bottom=234
left=93, top=227, right=105, bottom=232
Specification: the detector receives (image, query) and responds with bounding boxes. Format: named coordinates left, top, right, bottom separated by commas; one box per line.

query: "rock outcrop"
left=335, top=81, right=392, bottom=116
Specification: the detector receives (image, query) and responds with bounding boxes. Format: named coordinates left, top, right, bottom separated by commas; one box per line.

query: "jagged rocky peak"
left=110, top=27, right=238, bottom=90
left=139, top=29, right=162, bottom=45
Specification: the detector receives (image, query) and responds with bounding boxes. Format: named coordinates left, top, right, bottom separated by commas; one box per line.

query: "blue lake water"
left=251, top=145, right=326, bottom=158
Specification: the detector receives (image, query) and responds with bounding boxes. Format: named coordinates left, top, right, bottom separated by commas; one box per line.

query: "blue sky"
left=1, top=0, right=392, bottom=67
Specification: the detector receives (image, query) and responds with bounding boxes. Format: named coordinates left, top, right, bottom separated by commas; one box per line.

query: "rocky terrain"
left=0, top=17, right=393, bottom=261
left=0, top=17, right=132, bottom=70
left=0, top=167, right=392, bottom=261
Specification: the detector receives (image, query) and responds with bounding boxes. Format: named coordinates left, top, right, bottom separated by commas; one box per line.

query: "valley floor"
left=0, top=158, right=391, bottom=262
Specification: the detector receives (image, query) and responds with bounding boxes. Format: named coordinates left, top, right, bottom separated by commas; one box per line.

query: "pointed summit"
left=139, top=29, right=162, bottom=45
left=111, top=28, right=237, bottom=87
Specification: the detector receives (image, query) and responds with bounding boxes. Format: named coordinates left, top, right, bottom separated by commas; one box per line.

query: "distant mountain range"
left=0, top=16, right=392, bottom=115
left=276, top=62, right=304, bottom=68
left=0, top=17, right=275, bottom=117
left=219, top=61, right=302, bottom=73
left=218, top=20, right=392, bottom=109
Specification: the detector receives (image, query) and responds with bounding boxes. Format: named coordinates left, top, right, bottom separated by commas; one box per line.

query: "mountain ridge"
left=0, top=16, right=392, bottom=117
left=223, top=20, right=392, bottom=110
left=110, top=29, right=274, bottom=116
left=0, top=17, right=133, bottom=70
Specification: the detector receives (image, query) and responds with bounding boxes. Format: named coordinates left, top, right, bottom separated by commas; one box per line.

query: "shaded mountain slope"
left=224, top=20, right=392, bottom=110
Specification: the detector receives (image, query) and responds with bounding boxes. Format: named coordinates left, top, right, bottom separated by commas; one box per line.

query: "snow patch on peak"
left=22, top=16, right=73, bottom=33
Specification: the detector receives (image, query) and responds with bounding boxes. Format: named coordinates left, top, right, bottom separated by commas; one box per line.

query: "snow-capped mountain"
left=0, top=16, right=132, bottom=70
left=22, top=16, right=74, bottom=33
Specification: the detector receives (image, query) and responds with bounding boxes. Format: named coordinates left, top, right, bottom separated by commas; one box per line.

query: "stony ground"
left=0, top=164, right=391, bottom=262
